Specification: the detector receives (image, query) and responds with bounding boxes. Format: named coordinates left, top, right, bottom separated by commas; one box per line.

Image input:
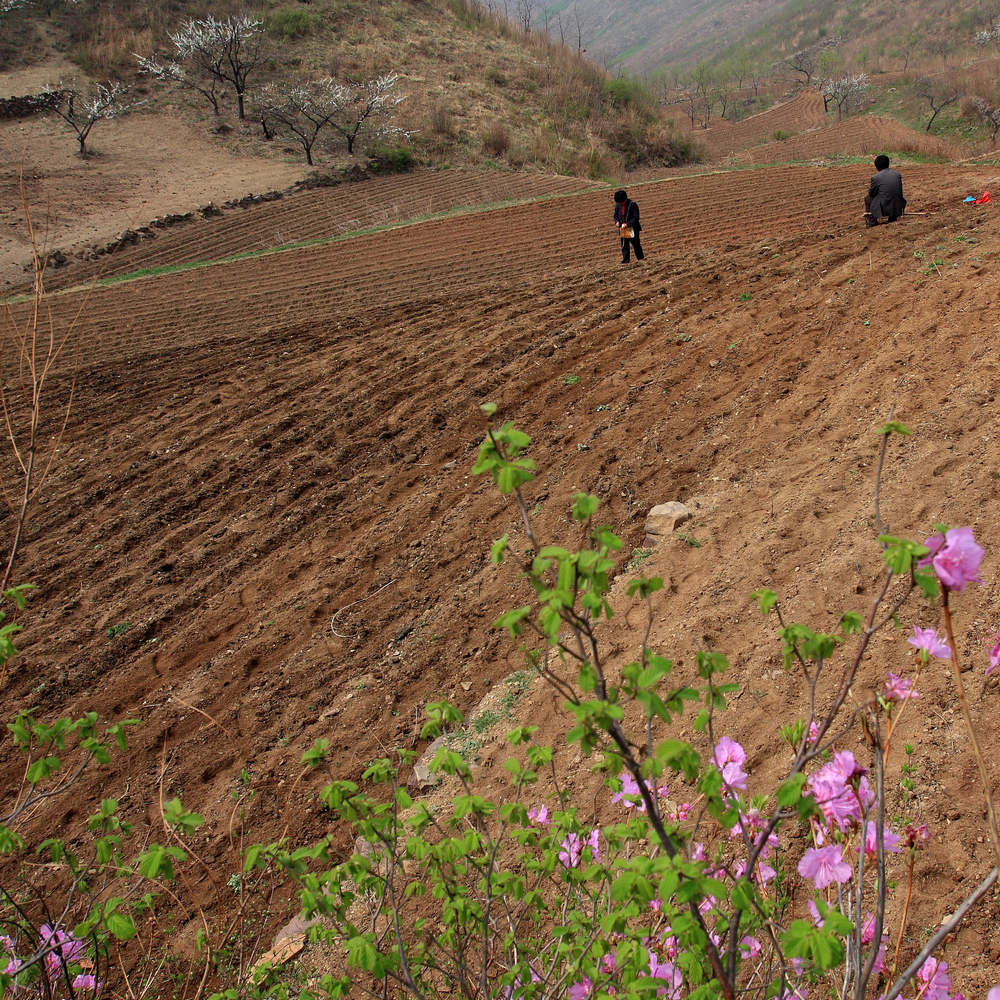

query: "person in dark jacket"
left=613, top=189, right=644, bottom=262
left=864, top=155, right=906, bottom=227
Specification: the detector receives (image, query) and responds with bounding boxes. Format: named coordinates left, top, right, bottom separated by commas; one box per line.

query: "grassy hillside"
left=0, top=0, right=697, bottom=177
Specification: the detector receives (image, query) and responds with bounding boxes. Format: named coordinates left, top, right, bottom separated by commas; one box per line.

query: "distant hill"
left=559, top=0, right=998, bottom=74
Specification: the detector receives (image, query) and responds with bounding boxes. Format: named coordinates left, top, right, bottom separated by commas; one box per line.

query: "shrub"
left=481, top=120, right=510, bottom=157
left=266, top=8, right=322, bottom=39
left=602, top=112, right=699, bottom=168
left=603, top=75, right=648, bottom=108
left=367, top=144, right=415, bottom=173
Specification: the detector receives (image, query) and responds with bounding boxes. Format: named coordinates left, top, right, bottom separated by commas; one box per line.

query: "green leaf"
left=26, top=756, right=61, bottom=784
left=571, top=493, right=600, bottom=521
left=490, top=533, right=509, bottom=565
left=105, top=911, right=137, bottom=940
left=301, top=738, right=330, bottom=767
left=839, top=611, right=864, bottom=636
left=877, top=420, right=911, bottom=436
left=776, top=773, right=807, bottom=808
left=751, top=588, right=778, bottom=615
left=480, top=402, right=498, bottom=417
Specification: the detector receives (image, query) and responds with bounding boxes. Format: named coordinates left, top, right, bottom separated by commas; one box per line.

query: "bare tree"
left=1, top=179, right=81, bottom=591
left=326, top=72, right=408, bottom=155
left=257, top=79, right=348, bottom=165
left=515, top=0, right=532, bottom=32
left=787, top=38, right=840, bottom=86
left=48, top=80, right=131, bottom=155
left=144, top=14, right=264, bottom=120
left=571, top=3, right=587, bottom=53
left=916, top=78, right=960, bottom=132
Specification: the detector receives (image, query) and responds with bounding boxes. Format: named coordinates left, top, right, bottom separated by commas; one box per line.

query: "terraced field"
left=736, top=113, right=960, bottom=164
left=691, top=90, right=828, bottom=160
left=3, top=160, right=1000, bottom=994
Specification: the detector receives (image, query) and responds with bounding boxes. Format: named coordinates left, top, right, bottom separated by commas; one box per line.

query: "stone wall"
left=0, top=91, right=62, bottom=120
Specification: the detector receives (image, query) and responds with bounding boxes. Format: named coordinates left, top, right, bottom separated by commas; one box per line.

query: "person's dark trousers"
left=621, top=235, right=644, bottom=262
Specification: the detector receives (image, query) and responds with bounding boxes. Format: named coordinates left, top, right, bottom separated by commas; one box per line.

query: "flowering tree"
left=257, top=79, right=349, bottom=165
left=137, top=14, right=263, bottom=120
left=966, top=96, right=1000, bottom=141
left=821, top=73, right=870, bottom=120
left=47, top=80, right=131, bottom=156
left=325, top=72, right=408, bottom=155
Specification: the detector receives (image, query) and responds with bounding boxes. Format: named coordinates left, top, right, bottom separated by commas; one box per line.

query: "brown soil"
left=2, top=104, right=1000, bottom=994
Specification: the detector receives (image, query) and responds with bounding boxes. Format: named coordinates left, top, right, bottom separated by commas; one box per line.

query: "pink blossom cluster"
left=558, top=829, right=601, bottom=869
left=806, top=750, right=873, bottom=833
left=1, top=925, right=98, bottom=992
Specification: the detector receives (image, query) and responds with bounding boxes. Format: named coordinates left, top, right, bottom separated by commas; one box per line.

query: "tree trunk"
left=237, top=90, right=246, bottom=120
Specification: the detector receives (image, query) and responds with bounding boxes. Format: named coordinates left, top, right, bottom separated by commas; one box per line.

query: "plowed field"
left=32, top=169, right=600, bottom=294
left=691, top=90, right=828, bottom=160
left=3, top=160, right=1000, bottom=994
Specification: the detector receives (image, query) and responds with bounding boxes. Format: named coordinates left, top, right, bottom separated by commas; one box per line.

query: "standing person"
left=864, top=155, right=906, bottom=227
left=613, top=189, right=644, bottom=263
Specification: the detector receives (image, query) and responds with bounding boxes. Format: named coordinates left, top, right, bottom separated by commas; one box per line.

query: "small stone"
left=461, top=681, right=472, bottom=691
left=408, top=736, right=446, bottom=792
left=645, top=502, right=693, bottom=541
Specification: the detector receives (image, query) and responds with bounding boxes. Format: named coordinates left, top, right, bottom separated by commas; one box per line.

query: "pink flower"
left=987, top=634, right=1000, bottom=678
left=798, top=845, right=852, bottom=889
left=987, top=988, right=1000, bottom=1000
left=905, top=823, right=930, bottom=847
left=919, top=527, right=984, bottom=592
left=39, top=923, right=84, bottom=980
left=860, top=914, right=886, bottom=973
left=568, top=978, right=592, bottom=1000
left=648, top=951, right=683, bottom=999
left=72, top=974, right=100, bottom=991
left=915, top=956, right=952, bottom=1000
left=883, top=672, right=919, bottom=702
left=712, top=736, right=748, bottom=793
left=611, top=770, right=668, bottom=812
left=907, top=626, right=952, bottom=661
left=863, top=821, right=902, bottom=857
left=527, top=804, right=549, bottom=826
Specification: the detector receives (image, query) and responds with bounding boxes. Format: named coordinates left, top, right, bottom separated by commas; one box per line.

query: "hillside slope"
left=567, top=0, right=994, bottom=72
left=2, top=160, right=1000, bottom=992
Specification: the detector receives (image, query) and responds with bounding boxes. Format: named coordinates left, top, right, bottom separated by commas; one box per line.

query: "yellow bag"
left=620, top=225, right=634, bottom=239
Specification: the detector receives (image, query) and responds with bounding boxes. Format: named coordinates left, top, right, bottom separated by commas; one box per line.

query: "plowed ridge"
left=37, top=170, right=598, bottom=294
